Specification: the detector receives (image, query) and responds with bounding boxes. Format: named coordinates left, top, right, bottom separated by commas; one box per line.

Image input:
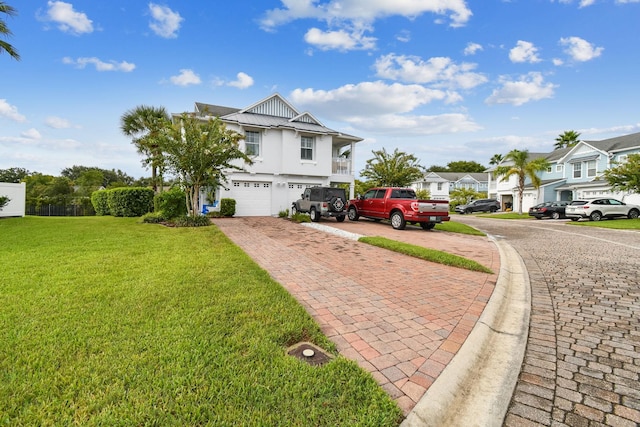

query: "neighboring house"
left=186, top=94, right=362, bottom=216
left=412, top=172, right=488, bottom=200
left=0, top=182, right=26, bottom=217
left=488, top=132, right=640, bottom=212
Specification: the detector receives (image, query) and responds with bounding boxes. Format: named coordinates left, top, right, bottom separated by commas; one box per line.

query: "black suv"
left=455, top=199, right=500, bottom=214
left=292, top=187, right=347, bottom=222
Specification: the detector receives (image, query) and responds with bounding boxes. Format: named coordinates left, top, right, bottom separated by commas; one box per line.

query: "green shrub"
left=141, top=211, right=167, bottom=223
left=154, top=187, right=187, bottom=219
left=291, top=212, right=311, bottom=223
left=220, top=198, right=236, bottom=217
left=278, top=208, right=289, bottom=218
left=173, top=215, right=211, bottom=227
left=91, top=190, right=110, bottom=215
left=107, top=187, right=154, bottom=217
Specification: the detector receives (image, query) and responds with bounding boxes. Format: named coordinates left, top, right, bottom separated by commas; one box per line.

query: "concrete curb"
left=401, top=237, right=531, bottom=427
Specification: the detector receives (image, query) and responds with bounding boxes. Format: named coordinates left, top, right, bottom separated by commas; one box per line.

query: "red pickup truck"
left=347, top=187, right=450, bottom=230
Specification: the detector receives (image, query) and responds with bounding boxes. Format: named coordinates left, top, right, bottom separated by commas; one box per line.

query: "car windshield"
left=569, top=201, right=588, bottom=205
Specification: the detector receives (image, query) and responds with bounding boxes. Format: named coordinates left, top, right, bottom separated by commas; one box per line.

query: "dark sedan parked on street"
left=528, top=201, right=570, bottom=219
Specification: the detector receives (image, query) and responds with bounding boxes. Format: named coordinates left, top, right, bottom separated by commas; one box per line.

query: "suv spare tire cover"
left=330, top=196, right=344, bottom=211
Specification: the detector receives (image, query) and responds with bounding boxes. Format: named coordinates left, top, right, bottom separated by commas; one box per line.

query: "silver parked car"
left=564, top=198, right=640, bottom=222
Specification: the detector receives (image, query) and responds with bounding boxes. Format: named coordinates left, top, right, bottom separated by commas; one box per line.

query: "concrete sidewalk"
left=212, top=217, right=529, bottom=424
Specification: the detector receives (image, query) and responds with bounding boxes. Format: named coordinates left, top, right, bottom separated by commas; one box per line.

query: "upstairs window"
left=245, top=131, right=260, bottom=156
left=573, top=162, right=582, bottom=178
left=587, top=160, right=596, bottom=177
left=301, top=136, right=314, bottom=160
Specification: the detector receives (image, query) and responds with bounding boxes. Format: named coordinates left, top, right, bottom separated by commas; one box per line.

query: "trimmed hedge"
left=220, top=198, right=236, bottom=217
left=91, top=190, right=110, bottom=216
left=108, top=187, right=154, bottom=217
left=154, top=187, right=188, bottom=219
left=91, top=187, right=154, bottom=217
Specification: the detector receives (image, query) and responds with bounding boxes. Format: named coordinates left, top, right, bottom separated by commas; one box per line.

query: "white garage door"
left=288, top=183, right=321, bottom=206
left=230, top=181, right=272, bottom=216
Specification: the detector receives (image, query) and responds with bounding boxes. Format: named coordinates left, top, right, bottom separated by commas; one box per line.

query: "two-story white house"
left=488, top=131, right=640, bottom=212
left=186, top=94, right=362, bottom=216
left=413, top=172, right=488, bottom=200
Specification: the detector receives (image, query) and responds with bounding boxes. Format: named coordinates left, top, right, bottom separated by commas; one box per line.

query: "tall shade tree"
left=0, top=1, right=19, bottom=60
left=493, top=149, right=549, bottom=215
left=554, top=130, right=581, bottom=150
left=120, top=105, right=171, bottom=193
left=446, top=160, right=487, bottom=173
left=603, top=153, right=640, bottom=194
left=163, top=114, right=253, bottom=216
left=361, top=148, right=424, bottom=187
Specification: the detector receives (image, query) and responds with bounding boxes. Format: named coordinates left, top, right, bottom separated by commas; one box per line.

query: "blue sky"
left=1, top=0, right=639, bottom=179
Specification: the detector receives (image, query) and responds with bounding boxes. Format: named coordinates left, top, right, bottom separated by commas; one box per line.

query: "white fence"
left=0, top=182, right=26, bottom=217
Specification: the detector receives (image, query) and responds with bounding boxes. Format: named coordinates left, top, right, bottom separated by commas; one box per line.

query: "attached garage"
left=229, top=181, right=272, bottom=216
left=287, top=183, right=321, bottom=207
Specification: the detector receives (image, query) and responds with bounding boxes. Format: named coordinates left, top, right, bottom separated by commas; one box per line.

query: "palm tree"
left=554, top=130, right=580, bottom=150
left=489, top=153, right=503, bottom=166
left=0, top=2, right=20, bottom=60
left=120, top=105, right=171, bottom=193
left=493, top=149, right=549, bottom=215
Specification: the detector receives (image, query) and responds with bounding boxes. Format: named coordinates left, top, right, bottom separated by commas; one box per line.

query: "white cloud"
left=62, top=57, right=135, bottom=72
left=485, top=72, right=557, bottom=106
left=149, top=3, right=183, bottom=38
left=304, top=27, right=376, bottom=51
left=44, top=1, right=93, bottom=35
left=21, top=128, right=42, bottom=140
left=374, top=54, right=487, bottom=90
left=169, top=69, right=201, bottom=86
left=45, top=116, right=73, bottom=129
left=289, top=80, right=480, bottom=135
left=261, top=0, right=473, bottom=30
left=348, top=113, right=481, bottom=135
left=227, top=72, right=254, bottom=89
left=290, top=81, right=448, bottom=119
left=463, top=42, right=483, bottom=56
left=509, top=40, right=541, bottom=63
left=0, top=99, right=26, bottom=122
left=551, top=0, right=595, bottom=6
left=559, top=36, right=603, bottom=62
left=396, top=30, right=411, bottom=43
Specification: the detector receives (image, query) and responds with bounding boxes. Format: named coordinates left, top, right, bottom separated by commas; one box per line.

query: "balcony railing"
left=332, top=157, right=351, bottom=175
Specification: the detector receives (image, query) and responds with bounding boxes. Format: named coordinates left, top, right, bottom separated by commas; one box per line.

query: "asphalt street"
left=453, top=215, right=640, bottom=427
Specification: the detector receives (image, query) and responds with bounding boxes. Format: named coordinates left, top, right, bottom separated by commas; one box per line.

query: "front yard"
left=0, top=217, right=402, bottom=426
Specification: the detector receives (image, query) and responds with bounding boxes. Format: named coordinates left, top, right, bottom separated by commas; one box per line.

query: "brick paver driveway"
left=454, top=215, right=640, bottom=427
left=212, top=216, right=499, bottom=415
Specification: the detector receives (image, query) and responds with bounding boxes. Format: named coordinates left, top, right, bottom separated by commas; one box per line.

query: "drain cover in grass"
left=287, top=342, right=333, bottom=366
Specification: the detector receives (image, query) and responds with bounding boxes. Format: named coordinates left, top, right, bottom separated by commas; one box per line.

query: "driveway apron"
left=212, top=217, right=499, bottom=415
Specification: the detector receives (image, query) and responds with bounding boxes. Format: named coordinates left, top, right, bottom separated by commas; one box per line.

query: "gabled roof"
left=194, top=102, right=240, bottom=117
left=193, top=93, right=362, bottom=142
left=585, top=131, right=640, bottom=153
left=422, top=172, right=487, bottom=182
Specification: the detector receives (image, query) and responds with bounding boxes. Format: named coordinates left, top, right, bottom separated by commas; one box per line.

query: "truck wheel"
left=348, top=206, right=359, bottom=221
left=420, top=222, right=435, bottom=230
left=291, top=205, right=298, bottom=215
left=310, top=207, right=320, bottom=222
left=336, top=215, right=345, bottom=222
left=390, top=211, right=406, bottom=230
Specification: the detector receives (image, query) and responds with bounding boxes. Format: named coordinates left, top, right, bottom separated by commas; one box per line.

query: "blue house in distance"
left=489, top=131, right=640, bottom=212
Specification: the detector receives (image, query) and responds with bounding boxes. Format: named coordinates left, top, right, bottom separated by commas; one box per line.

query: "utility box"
left=0, top=182, right=26, bottom=217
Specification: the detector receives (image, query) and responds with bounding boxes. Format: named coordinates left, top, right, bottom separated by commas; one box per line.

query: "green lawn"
left=0, top=217, right=402, bottom=426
